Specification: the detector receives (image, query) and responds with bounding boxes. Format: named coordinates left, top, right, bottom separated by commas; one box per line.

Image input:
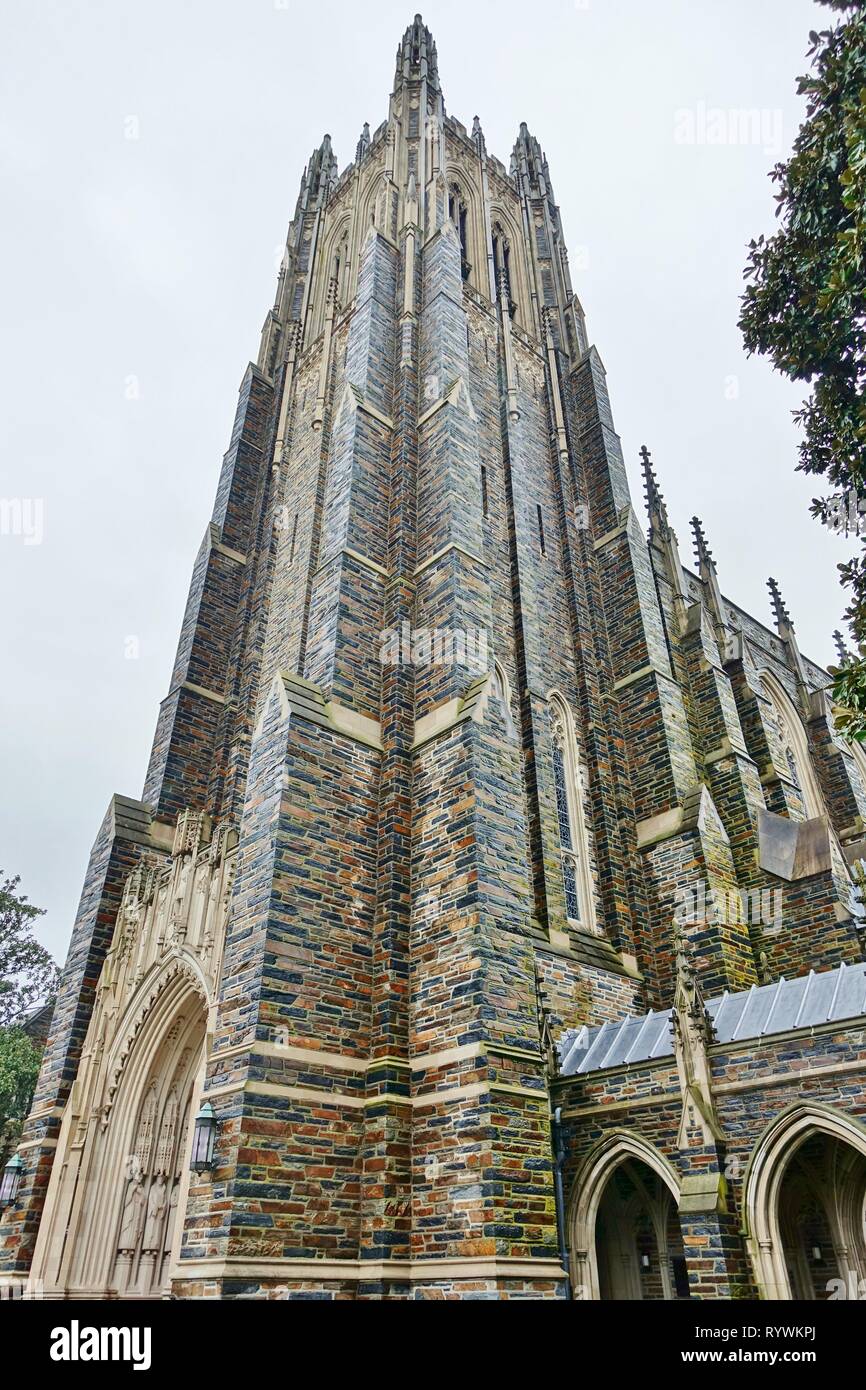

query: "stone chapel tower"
left=4, top=17, right=866, bottom=1302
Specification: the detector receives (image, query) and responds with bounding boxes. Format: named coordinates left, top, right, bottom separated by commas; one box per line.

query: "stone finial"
left=300, top=134, right=338, bottom=211
left=472, top=114, right=486, bottom=157
left=395, top=13, right=440, bottom=92
left=758, top=950, right=773, bottom=987
left=512, top=122, right=553, bottom=199
left=833, top=630, right=852, bottom=666
left=690, top=516, right=731, bottom=643
left=690, top=516, right=716, bottom=576
left=640, top=446, right=691, bottom=628
left=640, top=445, right=670, bottom=533
left=671, top=923, right=724, bottom=1152
left=673, top=919, right=692, bottom=981
left=535, top=967, right=559, bottom=1078
left=768, top=577, right=793, bottom=637
left=768, top=577, right=812, bottom=710
left=672, top=922, right=717, bottom=1048
left=356, top=122, right=371, bottom=163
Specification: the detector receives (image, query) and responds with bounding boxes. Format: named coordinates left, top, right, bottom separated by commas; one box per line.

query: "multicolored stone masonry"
left=4, top=17, right=866, bottom=1301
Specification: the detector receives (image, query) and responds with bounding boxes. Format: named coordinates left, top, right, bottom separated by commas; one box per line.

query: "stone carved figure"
left=143, top=1173, right=168, bottom=1251
left=118, top=1156, right=146, bottom=1251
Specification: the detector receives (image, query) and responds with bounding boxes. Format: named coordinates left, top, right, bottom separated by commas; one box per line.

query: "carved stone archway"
left=744, top=1103, right=866, bottom=1300
left=30, top=961, right=208, bottom=1298
left=568, top=1132, right=682, bottom=1301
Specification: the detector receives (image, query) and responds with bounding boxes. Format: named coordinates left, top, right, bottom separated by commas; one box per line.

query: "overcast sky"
left=1, top=0, right=847, bottom=962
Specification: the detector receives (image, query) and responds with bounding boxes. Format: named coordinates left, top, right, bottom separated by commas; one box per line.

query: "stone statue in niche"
left=118, top=1156, right=146, bottom=1251
left=143, top=1172, right=168, bottom=1251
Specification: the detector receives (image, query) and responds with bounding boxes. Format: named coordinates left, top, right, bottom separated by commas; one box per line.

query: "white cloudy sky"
left=0, top=0, right=847, bottom=962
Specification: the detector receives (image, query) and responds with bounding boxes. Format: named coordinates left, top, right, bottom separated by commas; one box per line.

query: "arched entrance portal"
left=777, top=1133, right=866, bottom=1300
left=570, top=1133, right=690, bottom=1300
left=110, top=999, right=205, bottom=1296
left=31, top=963, right=208, bottom=1298
left=595, top=1160, right=690, bottom=1301
left=746, top=1105, right=866, bottom=1300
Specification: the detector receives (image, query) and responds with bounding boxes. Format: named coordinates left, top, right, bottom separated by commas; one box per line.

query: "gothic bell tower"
left=0, top=16, right=644, bottom=1299
left=12, top=15, right=857, bottom=1302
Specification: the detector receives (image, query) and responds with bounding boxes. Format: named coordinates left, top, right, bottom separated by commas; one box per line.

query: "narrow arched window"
left=335, top=234, right=349, bottom=305
left=762, top=673, right=824, bottom=821
left=548, top=693, right=596, bottom=932
left=492, top=224, right=513, bottom=309
left=552, top=740, right=578, bottom=916
left=449, top=184, right=470, bottom=281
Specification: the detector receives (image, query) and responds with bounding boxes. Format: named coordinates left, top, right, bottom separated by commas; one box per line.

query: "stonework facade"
left=3, top=17, right=866, bottom=1301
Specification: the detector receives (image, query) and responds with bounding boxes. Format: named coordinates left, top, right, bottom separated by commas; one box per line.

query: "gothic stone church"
left=4, top=17, right=866, bottom=1302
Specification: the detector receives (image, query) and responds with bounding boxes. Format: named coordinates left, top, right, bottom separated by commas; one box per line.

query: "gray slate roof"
left=558, top=961, right=866, bottom=1078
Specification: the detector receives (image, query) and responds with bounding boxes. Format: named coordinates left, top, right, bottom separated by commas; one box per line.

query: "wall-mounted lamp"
left=0, top=1154, right=24, bottom=1208
left=640, top=1253, right=651, bottom=1271
left=811, top=1246, right=823, bottom=1264
left=190, top=1102, right=217, bottom=1174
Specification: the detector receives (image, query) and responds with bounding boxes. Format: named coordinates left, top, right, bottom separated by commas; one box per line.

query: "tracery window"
left=548, top=692, right=596, bottom=932
left=762, top=673, right=824, bottom=821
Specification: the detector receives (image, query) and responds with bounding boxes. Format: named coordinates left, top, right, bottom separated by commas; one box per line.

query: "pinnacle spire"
left=690, top=516, right=716, bottom=577
left=672, top=922, right=716, bottom=1048
left=512, top=123, right=554, bottom=199
left=356, top=122, right=371, bottom=163
left=767, top=577, right=793, bottom=637
left=640, top=445, right=670, bottom=532
left=472, top=115, right=486, bottom=157
left=639, top=446, right=689, bottom=629
left=690, top=516, right=730, bottom=641
left=769, top=577, right=812, bottom=708
left=297, top=133, right=338, bottom=217
left=833, top=630, right=852, bottom=665
left=395, top=14, right=440, bottom=93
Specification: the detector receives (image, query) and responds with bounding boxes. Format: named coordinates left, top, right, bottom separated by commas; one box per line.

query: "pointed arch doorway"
left=31, top=963, right=208, bottom=1299
left=570, top=1134, right=690, bottom=1301
left=746, top=1105, right=866, bottom=1300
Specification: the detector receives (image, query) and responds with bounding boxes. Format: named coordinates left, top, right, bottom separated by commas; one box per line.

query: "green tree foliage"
left=739, top=1, right=866, bottom=734
left=0, top=1028, right=41, bottom=1165
left=0, top=873, right=58, bottom=1028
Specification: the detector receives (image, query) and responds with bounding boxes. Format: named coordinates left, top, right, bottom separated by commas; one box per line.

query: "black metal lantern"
left=190, top=1102, right=217, bottom=1173
left=0, top=1154, right=24, bottom=1208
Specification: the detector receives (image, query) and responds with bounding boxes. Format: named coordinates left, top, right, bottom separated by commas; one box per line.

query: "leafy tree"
left=739, top=1, right=866, bottom=735
left=0, top=1028, right=42, bottom=1166
left=0, top=873, right=58, bottom=1028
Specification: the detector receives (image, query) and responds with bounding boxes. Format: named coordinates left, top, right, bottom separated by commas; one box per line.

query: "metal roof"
left=558, top=961, right=866, bottom=1078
